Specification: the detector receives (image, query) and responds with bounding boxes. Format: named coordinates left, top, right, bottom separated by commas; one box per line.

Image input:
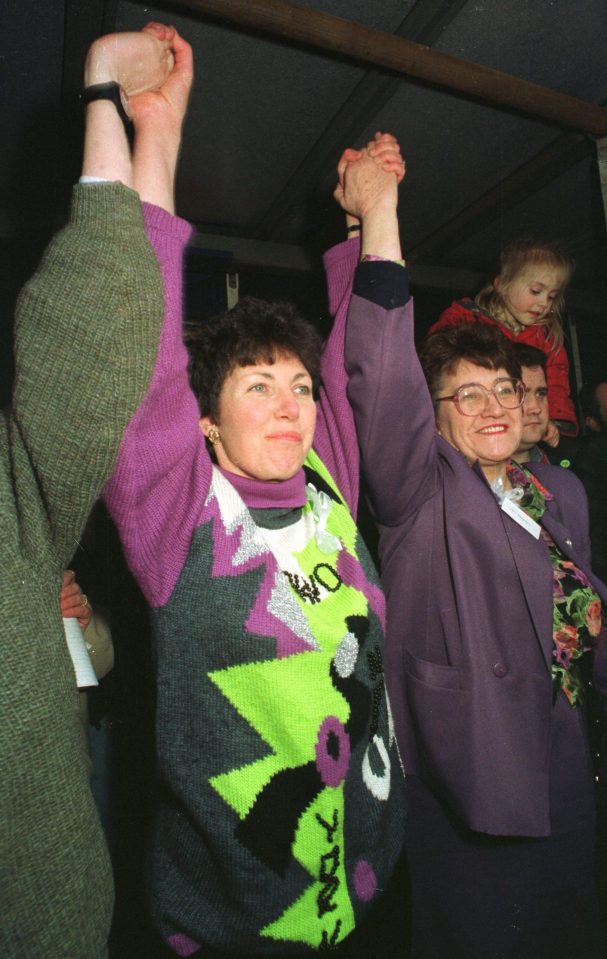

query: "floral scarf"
left=506, top=463, right=604, bottom=706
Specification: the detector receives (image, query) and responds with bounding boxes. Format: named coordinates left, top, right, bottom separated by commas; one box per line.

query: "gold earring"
left=207, top=426, right=220, bottom=445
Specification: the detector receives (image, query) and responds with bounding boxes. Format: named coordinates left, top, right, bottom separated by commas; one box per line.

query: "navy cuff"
left=352, top=260, right=409, bottom=310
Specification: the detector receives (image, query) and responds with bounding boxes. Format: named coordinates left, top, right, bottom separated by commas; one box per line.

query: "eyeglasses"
left=435, top=378, right=526, bottom=416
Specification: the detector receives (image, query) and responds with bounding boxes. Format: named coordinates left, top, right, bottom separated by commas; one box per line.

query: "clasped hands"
left=334, top=132, right=405, bottom=221
left=84, top=22, right=193, bottom=127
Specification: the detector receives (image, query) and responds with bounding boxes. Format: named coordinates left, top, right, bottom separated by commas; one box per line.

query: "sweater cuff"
left=352, top=259, right=409, bottom=309
left=142, top=202, right=193, bottom=243
left=70, top=182, right=143, bottom=237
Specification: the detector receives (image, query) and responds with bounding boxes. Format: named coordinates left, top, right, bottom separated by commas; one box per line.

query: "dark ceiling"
left=3, top=0, right=607, bottom=382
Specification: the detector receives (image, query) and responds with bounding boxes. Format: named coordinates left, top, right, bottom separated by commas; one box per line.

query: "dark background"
left=3, top=2, right=607, bottom=955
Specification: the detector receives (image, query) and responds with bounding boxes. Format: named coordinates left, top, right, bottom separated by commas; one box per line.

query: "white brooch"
left=306, top=484, right=342, bottom=554
left=491, top=475, right=524, bottom=504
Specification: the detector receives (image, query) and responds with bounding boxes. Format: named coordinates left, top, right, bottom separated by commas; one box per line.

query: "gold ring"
left=81, top=594, right=89, bottom=608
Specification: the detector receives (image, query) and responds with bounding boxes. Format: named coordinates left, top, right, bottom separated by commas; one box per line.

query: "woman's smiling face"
left=435, top=360, right=523, bottom=475
left=199, top=352, right=317, bottom=482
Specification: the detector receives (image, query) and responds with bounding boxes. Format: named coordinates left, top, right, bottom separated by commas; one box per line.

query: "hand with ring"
left=60, top=570, right=93, bottom=631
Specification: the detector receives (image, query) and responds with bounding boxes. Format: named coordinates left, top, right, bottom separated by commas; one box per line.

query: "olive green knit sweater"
left=0, top=183, right=163, bottom=958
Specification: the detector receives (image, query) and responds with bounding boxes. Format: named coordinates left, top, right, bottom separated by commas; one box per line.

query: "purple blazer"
left=325, top=239, right=607, bottom=837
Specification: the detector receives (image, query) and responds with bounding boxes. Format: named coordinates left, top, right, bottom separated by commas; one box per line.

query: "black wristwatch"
left=82, top=82, right=131, bottom=126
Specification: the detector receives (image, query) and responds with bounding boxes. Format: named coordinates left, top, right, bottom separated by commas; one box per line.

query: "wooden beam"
left=190, top=231, right=315, bottom=272
left=187, top=230, right=485, bottom=291
left=155, top=0, right=607, bottom=136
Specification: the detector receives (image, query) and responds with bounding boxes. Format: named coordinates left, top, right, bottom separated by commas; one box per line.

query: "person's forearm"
left=130, top=27, right=193, bottom=214
left=132, top=118, right=181, bottom=213
left=81, top=102, right=132, bottom=185
left=360, top=200, right=402, bottom=261
left=81, top=43, right=133, bottom=185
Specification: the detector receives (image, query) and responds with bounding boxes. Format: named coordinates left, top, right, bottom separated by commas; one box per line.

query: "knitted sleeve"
left=316, top=237, right=362, bottom=513
left=10, top=183, right=163, bottom=567
left=103, top=203, right=212, bottom=608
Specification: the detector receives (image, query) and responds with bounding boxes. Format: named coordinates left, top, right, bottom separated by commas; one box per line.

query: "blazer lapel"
left=472, top=462, right=553, bottom=669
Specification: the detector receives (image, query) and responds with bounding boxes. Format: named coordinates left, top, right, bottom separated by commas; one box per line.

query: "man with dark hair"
left=511, top=343, right=552, bottom=463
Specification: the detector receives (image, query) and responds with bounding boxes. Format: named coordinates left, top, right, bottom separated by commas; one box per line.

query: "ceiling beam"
left=155, top=0, right=607, bottom=136
left=189, top=231, right=315, bottom=272
left=188, top=230, right=484, bottom=291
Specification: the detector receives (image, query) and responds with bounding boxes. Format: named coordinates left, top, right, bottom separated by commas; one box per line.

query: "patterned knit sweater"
left=1, top=184, right=163, bottom=959
left=104, top=205, right=406, bottom=955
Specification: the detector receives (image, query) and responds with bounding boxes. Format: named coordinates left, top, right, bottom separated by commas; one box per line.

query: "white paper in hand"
left=63, top=617, right=98, bottom=688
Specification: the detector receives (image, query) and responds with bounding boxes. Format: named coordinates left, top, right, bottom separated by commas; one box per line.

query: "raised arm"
left=338, top=144, right=441, bottom=526
left=314, top=136, right=405, bottom=512
left=10, top=28, right=177, bottom=567
left=1, top=31, right=178, bottom=958
left=130, top=23, right=194, bottom=212
left=81, top=24, right=176, bottom=185
left=102, top=29, right=209, bottom=608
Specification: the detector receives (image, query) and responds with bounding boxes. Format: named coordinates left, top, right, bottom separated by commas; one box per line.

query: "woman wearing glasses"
left=326, top=136, right=607, bottom=958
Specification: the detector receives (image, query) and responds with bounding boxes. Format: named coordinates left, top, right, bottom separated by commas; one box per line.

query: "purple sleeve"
left=345, top=266, right=440, bottom=526
left=104, top=203, right=212, bottom=608
left=315, top=237, right=362, bottom=514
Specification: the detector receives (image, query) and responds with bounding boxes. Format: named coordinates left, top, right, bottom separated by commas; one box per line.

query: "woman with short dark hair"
left=103, top=98, right=407, bottom=957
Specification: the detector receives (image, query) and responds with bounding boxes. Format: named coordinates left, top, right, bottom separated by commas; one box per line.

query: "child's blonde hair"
left=476, top=239, right=574, bottom=350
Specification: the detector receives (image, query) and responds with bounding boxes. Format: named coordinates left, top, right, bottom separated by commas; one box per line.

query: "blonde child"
left=429, top=239, right=578, bottom=439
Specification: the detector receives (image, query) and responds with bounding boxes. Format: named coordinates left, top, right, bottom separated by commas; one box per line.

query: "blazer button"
left=493, top=663, right=508, bottom=678
left=565, top=538, right=572, bottom=547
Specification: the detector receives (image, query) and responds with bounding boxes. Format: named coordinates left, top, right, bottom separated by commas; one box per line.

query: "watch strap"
left=82, top=82, right=131, bottom=126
